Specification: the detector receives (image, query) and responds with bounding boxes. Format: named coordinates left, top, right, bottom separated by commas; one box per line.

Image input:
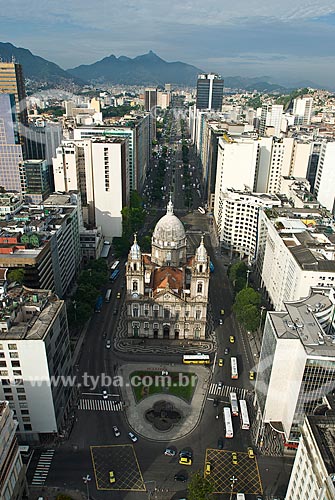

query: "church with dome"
left=125, top=199, right=210, bottom=340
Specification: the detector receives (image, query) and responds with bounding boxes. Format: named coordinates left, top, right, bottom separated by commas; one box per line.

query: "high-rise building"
left=0, top=286, right=74, bottom=442
left=259, top=104, right=283, bottom=137
left=53, top=138, right=129, bottom=240
left=285, top=396, right=335, bottom=500
left=0, top=62, right=28, bottom=147
left=0, top=401, right=28, bottom=499
left=254, top=291, right=335, bottom=446
left=314, top=141, right=335, bottom=213
left=0, top=94, right=23, bottom=192
left=19, top=159, right=51, bottom=203
left=293, top=97, right=313, bottom=125
left=144, top=88, right=157, bottom=112
left=196, top=73, right=224, bottom=111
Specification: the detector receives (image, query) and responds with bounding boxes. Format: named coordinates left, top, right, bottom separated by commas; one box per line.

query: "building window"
left=197, top=283, right=203, bottom=293
left=8, top=344, right=17, bottom=350
left=132, top=281, right=138, bottom=291
left=16, top=388, right=25, bottom=394
left=0, top=370, right=8, bottom=376
left=9, top=352, right=19, bottom=358
left=133, top=263, right=137, bottom=271
left=144, top=322, right=149, bottom=330
left=0, top=361, right=7, bottom=367
left=18, top=395, right=26, bottom=401
left=164, top=308, right=170, bottom=319
left=196, top=310, right=201, bottom=320
left=24, top=424, right=32, bottom=431
left=11, top=361, right=20, bottom=367
left=22, top=417, right=30, bottom=422
left=132, top=306, right=139, bottom=318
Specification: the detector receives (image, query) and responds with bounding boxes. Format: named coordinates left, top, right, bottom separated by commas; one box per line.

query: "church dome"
left=153, top=199, right=186, bottom=245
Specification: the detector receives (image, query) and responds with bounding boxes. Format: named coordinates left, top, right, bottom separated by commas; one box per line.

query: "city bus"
left=239, top=399, right=250, bottom=430
left=110, top=260, right=120, bottom=271
left=109, top=269, right=120, bottom=282
left=236, top=494, right=245, bottom=500
left=182, top=354, right=211, bottom=365
left=223, top=407, right=234, bottom=438
left=230, top=357, right=238, bottom=379
left=105, top=289, right=112, bottom=303
left=230, top=392, right=239, bottom=417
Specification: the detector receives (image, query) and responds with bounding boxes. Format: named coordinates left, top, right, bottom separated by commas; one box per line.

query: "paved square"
left=90, top=444, right=145, bottom=491
left=204, top=448, right=263, bottom=495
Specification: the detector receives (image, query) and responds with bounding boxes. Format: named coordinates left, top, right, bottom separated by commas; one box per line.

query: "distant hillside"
left=68, top=50, right=203, bottom=86
left=0, top=42, right=83, bottom=85
left=223, top=75, right=291, bottom=93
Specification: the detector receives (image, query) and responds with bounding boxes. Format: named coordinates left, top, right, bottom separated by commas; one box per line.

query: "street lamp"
left=82, top=474, right=91, bottom=500
left=245, top=269, right=251, bottom=288
left=229, top=476, right=238, bottom=500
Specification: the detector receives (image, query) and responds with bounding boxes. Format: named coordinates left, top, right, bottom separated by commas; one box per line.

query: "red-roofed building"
left=125, top=200, right=210, bottom=340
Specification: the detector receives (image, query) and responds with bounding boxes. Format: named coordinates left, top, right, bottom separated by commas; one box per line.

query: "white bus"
left=110, top=260, right=120, bottom=271
left=183, top=354, right=210, bottom=365
left=105, top=289, right=112, bottom=303
left=239, top=399, right=250, bottom=430
left=236, top=494, right=245, bottom=500
left=231, top=357, right=238, bottom=379
left=223, top=407, right=233, bottom=438
left=230, top=392, right=239, bottom=416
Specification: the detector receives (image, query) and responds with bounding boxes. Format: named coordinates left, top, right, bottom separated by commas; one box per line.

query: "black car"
left=213, top=398, right=219, bottom=407
left=218, top=438, right=224, bottom=449
left=179, top=449, right=192, bottom=459
left=174, top=473, right=187, bottom=482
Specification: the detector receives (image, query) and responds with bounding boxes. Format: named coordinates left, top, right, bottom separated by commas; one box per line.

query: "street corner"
left=90, top=444, right=145, bottom=491
left=204, top=448, right=263, bottom=495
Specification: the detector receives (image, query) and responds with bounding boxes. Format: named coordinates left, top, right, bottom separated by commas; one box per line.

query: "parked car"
left=179, top=450, right=192, bottom=459
left=109, top=471, right=116, bottom=483
left=105, top=340, right=111, bottom=349
left=224, top=347, right=229, bottom=355
left=248, top=447, right=255, bottom=459
left=164, top=448, right=176, bottom=457
left=229, top=335, right=235, bottom=343
left=249, top=371, right=255, bottom=380
left=179, top=456, right=192, bottom=466
left=218, top=358, right=224, bottom=367
left=232, top=452, right=238, bottom=465
left=205, top=462, right=211, bottom=475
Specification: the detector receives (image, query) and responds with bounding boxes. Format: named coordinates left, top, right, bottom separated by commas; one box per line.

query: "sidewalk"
left=119, top=363, right=211, bottom=441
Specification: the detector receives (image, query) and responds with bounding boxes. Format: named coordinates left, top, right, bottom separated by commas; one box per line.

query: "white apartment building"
left=0, top=401, right=27, bottom=500
left=293, top=97, right=313, bottom=125
left=255, top=292, right=335, bottom=445
left=91, top=138, right=129, bottom=240
left=214, top=188, right=281, bottom=263
left=53, top=138, right=129, bottom=240
left=285, top=404, right=335, bottom=500
left=214, top=136, right=259, bottom=197
left=259, top=104, right=284, bottom=137
left=257, top=207, right=335, bottom=311
left=314, top=141, right=335, bottom=213
left=0, top=286, right=74, bottom=442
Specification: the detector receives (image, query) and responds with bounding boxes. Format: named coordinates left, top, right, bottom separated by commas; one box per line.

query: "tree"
left=228, top=261, right=247, bottom=284
left=7, top=268, right=25, bottom=284
left=233, top=287, right=262, bottom=332
left=187, top=471, right=214, bottom=500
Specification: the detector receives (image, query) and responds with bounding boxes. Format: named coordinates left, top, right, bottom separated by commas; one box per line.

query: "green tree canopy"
left=187, top=471, right=214, bottom=500
left=237, top=304, right=261, bottom=332
left=7, top=268, right=25, bottom=284
left=233, top=287, right=262, bottom=332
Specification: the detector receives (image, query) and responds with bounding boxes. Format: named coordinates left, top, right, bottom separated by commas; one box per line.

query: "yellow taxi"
left=218, top=358, right=224, bottom=367
left=220, top=309, right=225, bottom=315
left=109, top=471, right=116, bottom=483
left=249, top=371, right=255, bottom=380
left=229, top=335, right=235, bottom=343
left=232, top=452, right=238, bottom=465
left=247, top=447, right=255, bottom=459
left=179, top=456, right=192, bottom=466
left=205, top=462, right=211, bottom=475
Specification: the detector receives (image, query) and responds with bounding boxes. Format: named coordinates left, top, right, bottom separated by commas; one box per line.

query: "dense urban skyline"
left=1, top=0, right=335, bottom=87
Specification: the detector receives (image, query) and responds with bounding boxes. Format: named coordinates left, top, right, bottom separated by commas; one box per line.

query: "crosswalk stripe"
left=30, top=449, right=54, bottom=486
left=78, top=398, right=123, bottom=412
left=209, top=383, right=247, bottom=399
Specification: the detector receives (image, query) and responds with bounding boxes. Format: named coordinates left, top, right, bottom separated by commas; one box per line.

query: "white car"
left=102, top=390, right=108, bottom=399
left=198, top=207, right=206, bottom=214
left=113, top=425, right=120, bottom=437
left=128, top=432, right=138, bottom=442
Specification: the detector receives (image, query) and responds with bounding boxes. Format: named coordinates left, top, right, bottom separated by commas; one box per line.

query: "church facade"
left=125, top=200, right=210, bottom=340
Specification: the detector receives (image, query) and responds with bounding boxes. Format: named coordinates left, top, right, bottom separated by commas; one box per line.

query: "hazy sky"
left=2, top=0, right=335, bottom=87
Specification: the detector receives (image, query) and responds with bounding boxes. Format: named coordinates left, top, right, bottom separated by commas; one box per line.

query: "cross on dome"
left=167, top=194, right=174, bottom=215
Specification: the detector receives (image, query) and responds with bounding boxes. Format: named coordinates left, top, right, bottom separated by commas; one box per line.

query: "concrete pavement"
left=119, top=363, right=211, bottom=441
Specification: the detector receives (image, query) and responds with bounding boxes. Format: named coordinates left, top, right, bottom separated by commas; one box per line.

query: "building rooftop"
left=0, top=285, right=62, bottom=341
left=269, top=292, right=335, bottom=356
